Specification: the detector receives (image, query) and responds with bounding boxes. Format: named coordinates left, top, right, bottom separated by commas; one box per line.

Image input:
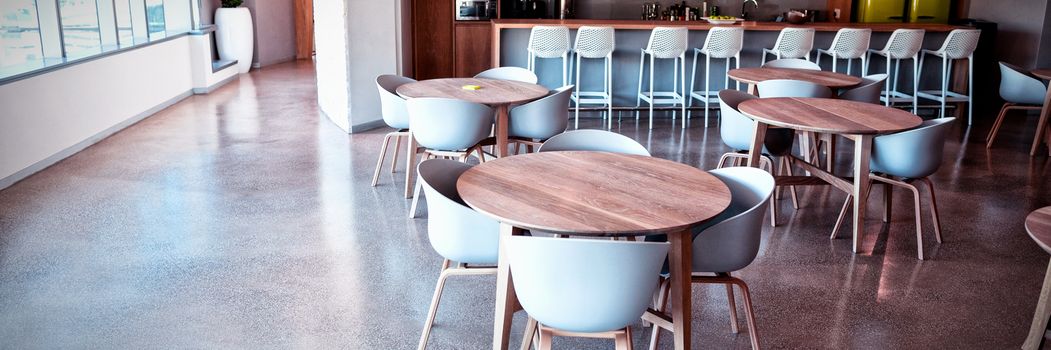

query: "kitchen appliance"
left=785, top=9, right=814, bottom=24
left=857, top=0, right=950, bottom=23
left=456, top=0, right=496, bottom=21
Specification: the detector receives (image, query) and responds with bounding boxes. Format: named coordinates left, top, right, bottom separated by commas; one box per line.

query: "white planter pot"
left=215, top=7, right=254, bottom=74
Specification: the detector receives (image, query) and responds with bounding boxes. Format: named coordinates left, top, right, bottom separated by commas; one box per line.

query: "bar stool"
left=816, top=28, right=872, bottom=76
left=635, top=26, right=688, bottom=129
left=571, top=26, right=615, bottom=129
left=689, top=26, right=744, bottom=127
left=761, top=27, right=815, bottom=64
left=527, top=26, right=571, bottom=88
left=916, top=29, right=982, bottom=124
left=867, top=29, right=925, bottom=113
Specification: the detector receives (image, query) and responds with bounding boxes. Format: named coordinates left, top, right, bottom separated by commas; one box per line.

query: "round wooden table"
left=728, top=67, right=862, bottom=94
left=395, top=78, right=549, bottom=198
left=738, top=98, right=922, bottom=254
left=1027, top=69, right=1051, bottom=157
left=1024, top=206, right=1051, bottom=350
left=457, top=151, right=732, bottom=350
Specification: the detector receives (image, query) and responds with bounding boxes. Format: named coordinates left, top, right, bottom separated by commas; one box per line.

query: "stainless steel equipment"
left=456, top=0, right=496, bottom=21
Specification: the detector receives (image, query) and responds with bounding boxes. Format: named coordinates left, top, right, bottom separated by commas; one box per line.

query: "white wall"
left=0, top=35, right=236, bottom=189
left=315, top=0, right=411, bottom=133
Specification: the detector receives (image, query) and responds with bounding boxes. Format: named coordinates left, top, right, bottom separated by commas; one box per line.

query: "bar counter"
left=492, top=19, right=964, bottom=114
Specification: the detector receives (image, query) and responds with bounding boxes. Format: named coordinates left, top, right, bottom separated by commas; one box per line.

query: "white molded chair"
left=636, top=27, right=689, bottom=129
left=831, top=118, right=955, bottom=260
left=649, top=167, right=775, bottom=350
left=762, top=58, right=821, bottom=71
left=571, top=26, right=615, bottom=129
left=761, top=27, right=815, bottom=64
left=537, top=129, right=650, bottom=156
left=867, top=29, right=925, bottom=113
left=508, top=85, right=574, bottom=153
left=509, top=236, right=669, bottom=350
left=816, top=28, right=872, bottom=76
left=527, top=25, right=572, bottom=88
left=916, top=29, right=981, bottom=124
left=690, top=26, right=745, bottom=126
left=475, top=67, right=539, bottom=84
left=718, top=90, right=798, bottom=227
left=407, top=98, right=494, bottom=218
left=987, top=62, right=1049, bottom=150
left=415, top=159, right=501, bottom=350
left=372, top=74, right=416, bottom=187
left=838, top=74, right=889, bottom=104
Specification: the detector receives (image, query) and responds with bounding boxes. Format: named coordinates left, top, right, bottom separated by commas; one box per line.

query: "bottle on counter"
left=710, top=5, right=719, bottom=17
left=702, top=1, right=708, bottom=17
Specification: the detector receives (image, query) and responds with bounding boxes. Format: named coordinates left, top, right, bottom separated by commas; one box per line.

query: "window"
left=145, top=0, right=165, bottom=39
left=60, top=0, right=103, bottom=57
left=1, top=0, right=200, bottom=81
left=0, top=0, right=43, bottom=68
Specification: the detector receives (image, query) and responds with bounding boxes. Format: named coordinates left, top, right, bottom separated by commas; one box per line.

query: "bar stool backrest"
left=702, top=27, right=745, bottom=59
left=999, top=62, right=1048, bottom=105
left=645, top=27, right=689, bottom=59
left=771, top=27, right=815, bottom=59
left=936, top=29, right=981, bottom=60
left=528, top=25, right=571, bottom=58
left=507, top=236, right=669, bottom=333
left=475, top=67, right=539, bottom=84
left=407, top=98, right=494, bottom=152
left=537, top=129, right=650, bottom=156
left=417, top=159, right=500, bottom=265
left=828, top=28, right=872, bottom=59
left=574, top=26, right=615, bottom=58
left=376, top=74, right=416, bottom=129
left=879, top=29, right=925, bottom=59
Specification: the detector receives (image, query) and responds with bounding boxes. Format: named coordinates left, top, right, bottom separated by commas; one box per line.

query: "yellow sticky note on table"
left=462, top=85, right=481, bottom=90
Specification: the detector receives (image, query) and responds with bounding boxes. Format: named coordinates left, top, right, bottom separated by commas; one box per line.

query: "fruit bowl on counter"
left=703, top=16, right=742, bottom=25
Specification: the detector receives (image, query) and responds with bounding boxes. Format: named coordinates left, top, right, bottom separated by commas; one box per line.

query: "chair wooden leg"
left=783, top=157, right=800, bottom=210
left=883, top=182, right=893, bottom=223
left=725, top=276, right=740, bottom=334
left=906, top=181, right=925, bottom=260
left=648, top=278, right=671, bottom=350
left=921, top=177, right=943, bottom=243
left=410, top=173, right=424, bottom=218
left=520, top=317, right=538, bottom=350
left=732, top=278, right=761, bottom=350
left=371, top=133, right=394, bottom=186
left=986, top=104, right=1012, bottom=148
left=418, top=260, right=453, bottom=350
left=614, top=327, right=633, bottom=350
left=390, top=135, right=402, bottom=173
left=537, top=328, right=554, bottom=350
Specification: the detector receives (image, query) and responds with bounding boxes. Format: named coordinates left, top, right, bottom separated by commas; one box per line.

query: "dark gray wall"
left=968, top=0, right=1048, bottom=68
left=573, top=0, right=827, bottom=21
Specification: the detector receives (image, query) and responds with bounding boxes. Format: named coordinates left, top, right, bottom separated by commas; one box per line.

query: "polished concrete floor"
left=1, top=60, right=1050, bottom=349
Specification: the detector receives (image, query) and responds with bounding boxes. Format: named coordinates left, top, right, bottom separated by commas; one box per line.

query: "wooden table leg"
left=747, top=83, right=757, bottom=96
left=493, top=223, right=524, bottom=350
left=404, top=132, right=418, bottom=198
left=667, top=228, right=694, bottom=350
left=495, top=105, right=510, bottom=158
left=746, top=122, right=769, bottom=168
left=1024, top=258, right=1051, bottom=350
left=1032, top=96, right=1051, bottom=156
left=851, top=135, right=873, bottom=253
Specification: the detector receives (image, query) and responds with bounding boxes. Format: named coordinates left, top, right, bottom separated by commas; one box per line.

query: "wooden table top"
left=1027, top=207, right=1051, bottom=254
left=396, top=78, right=549, bottom=106
left=728, top=67, right=862, bottom=88
left=1032, top=69, right=1051, bottom=80
left=739, top=98, right=923, bottom=135
left=457, top=151, right=732, bottom=235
